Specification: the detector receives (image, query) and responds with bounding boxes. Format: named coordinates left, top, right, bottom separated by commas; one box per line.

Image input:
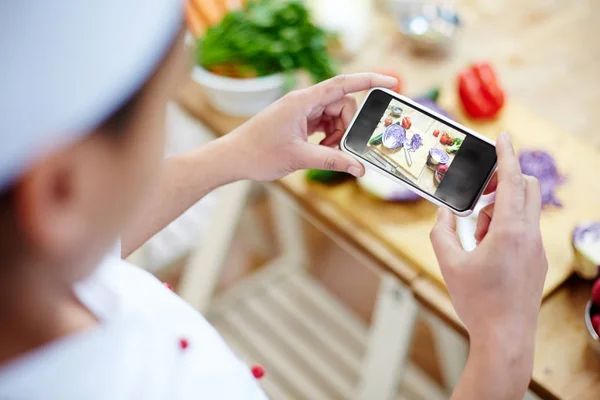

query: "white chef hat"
left=0, top=1, right=182, bottom=192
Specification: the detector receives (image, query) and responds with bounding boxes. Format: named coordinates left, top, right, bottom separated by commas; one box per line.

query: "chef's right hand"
left=430, top=132, right=547, bottom=360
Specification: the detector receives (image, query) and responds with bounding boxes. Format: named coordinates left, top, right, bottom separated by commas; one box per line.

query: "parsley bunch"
left=196, top=0, right=337, bottom=83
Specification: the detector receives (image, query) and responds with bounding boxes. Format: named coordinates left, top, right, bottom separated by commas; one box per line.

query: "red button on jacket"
left=251, top=364, right=265, bottom=379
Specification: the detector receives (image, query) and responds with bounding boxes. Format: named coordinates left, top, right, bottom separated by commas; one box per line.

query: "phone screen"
left=343, top=89, right=497, bottom=212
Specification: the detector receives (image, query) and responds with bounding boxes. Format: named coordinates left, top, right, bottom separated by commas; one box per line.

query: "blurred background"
left=129, top=0, right=600, bottom=399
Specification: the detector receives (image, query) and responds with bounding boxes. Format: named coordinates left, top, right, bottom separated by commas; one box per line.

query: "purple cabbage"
left=573, top=222, right=600, bottom=244
left=519, top=150, right=566, bottom=207
left=429, top=148, right=449, bottom=164
left=414, top=98, right=453, bottom=120
left=390, top=187, right=421, bottom=202
left=382, top=124, right=407, bottom=149
left=409, top=134, right=423, bottom=151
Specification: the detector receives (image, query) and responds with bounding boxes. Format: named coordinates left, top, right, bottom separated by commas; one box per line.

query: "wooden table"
left=177, top=1, right=600, bottom=398
left=178, top=83, right=600, bottom=399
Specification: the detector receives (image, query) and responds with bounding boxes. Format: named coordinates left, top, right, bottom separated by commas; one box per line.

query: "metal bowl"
left=397, top=3, right=461, bottom=53
left=389, top=106, right=403, bottom=117
left=585, top=301, right=600, bottom=355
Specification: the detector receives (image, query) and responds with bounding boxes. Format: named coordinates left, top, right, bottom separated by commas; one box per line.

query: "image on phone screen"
left=343, top=89, right=497, bottom=212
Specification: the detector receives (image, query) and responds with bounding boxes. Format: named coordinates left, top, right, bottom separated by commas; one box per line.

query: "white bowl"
left=191, top=66, right=286, bottom=117
left=356, top=169, right=420, bottom=202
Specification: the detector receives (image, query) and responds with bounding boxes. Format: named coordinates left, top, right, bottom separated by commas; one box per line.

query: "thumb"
left=430, top=207, right=464, bottom=267
left=298, top=143, right=365, bottom=177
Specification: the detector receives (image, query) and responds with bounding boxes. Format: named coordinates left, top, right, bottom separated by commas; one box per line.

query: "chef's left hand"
left=228, top=73, right=398, bottom=181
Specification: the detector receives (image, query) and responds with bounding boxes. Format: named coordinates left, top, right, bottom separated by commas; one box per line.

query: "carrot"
left=215, top=0, right=229, bottom=12
left=185, top=1, right=206, bottom=37
left=192, top=0, right=224, bottom=27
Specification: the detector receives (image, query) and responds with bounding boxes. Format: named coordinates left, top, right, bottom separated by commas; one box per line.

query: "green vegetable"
left=197, top=0, right=337, bottom=84
left=446, top=137, right=463, bottom=154
left=369, top=132, right=383, bottom=146
left=306, top=169, right=351, bottom=183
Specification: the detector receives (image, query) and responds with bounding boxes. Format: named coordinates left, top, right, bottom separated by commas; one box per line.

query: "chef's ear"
left=12, top=145, right=87, bottom=261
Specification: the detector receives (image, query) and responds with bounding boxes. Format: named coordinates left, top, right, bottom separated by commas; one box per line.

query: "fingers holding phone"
left=227, top=73, right=398, bottom=181
left=430, top=133, right=547, bottom=346
left=474, top=133, right=543, bottom=243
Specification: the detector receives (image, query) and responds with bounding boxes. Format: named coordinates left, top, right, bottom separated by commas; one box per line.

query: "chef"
left=0, top=1, right=547, bottom=399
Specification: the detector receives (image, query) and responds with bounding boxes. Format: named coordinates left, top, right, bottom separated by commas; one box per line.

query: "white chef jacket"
left=0, top=245, right=268, bottom=400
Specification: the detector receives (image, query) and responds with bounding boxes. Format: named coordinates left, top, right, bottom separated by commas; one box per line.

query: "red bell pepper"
left=458, top=62, right=505, bottom=119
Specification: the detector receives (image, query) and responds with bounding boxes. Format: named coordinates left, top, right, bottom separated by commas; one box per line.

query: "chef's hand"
left=228, top=73, right=397, bottom=181
left=430, top=133, right=548, bottom=398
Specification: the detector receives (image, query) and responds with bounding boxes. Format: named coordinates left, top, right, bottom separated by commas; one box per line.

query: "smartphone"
left=341, top=88, right=497, bottom=216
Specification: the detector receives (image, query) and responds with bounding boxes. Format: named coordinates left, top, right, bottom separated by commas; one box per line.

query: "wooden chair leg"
left=267, top=187, right=308, bottom=271
left=355, top=273, right=418, bottom=400
left=424, top=310, right=469, bottom=394
left=178, top=180, right=252, bottom=312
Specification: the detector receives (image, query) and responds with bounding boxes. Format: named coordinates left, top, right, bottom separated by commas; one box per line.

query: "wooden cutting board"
left=367, top=100, right=465, bottom=196
left=280, top=89, right=599, bottom=298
